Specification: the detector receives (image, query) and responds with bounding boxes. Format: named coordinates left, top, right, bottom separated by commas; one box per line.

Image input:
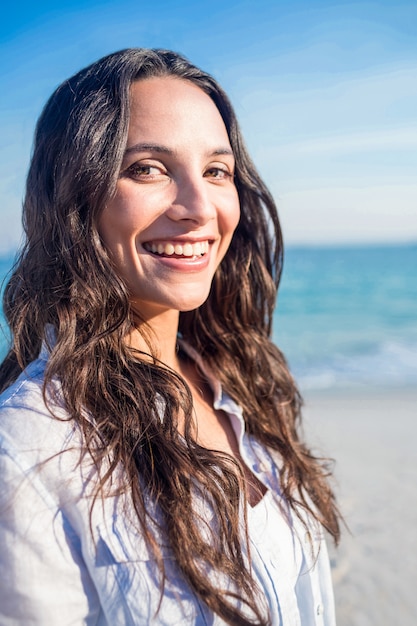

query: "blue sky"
left=1, top=0, right=416, bottom=252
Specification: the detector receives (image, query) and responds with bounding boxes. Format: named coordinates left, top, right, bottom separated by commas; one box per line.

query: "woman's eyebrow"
left=124, top=142, right=175, bottom=156
left=210, top=148, right=234, bottom=156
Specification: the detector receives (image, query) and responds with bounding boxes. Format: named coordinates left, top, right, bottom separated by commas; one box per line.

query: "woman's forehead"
left=125, top=77, right=232, bottom=154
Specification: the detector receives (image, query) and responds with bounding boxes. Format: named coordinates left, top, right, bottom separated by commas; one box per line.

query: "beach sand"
left=303, top=388, right=417, bottom=626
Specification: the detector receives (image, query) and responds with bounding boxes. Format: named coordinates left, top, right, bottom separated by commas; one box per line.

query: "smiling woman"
left=0, top=48, right=340, bottom=626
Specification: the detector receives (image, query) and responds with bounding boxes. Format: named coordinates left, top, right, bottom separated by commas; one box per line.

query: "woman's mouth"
left=143, top=240, right=209, bottom=258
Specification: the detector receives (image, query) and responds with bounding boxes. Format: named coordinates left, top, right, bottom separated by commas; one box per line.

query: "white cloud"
left=275, top=127, right=417, bottom=155
left=278, top=183, right=417, bottom=244
left=236, top=64, right=417, bottom=151
left=229, top=62, right=417, bottom=244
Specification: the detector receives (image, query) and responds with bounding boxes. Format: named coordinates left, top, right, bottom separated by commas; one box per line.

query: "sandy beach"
left=303, top=388, right=417, bottom=626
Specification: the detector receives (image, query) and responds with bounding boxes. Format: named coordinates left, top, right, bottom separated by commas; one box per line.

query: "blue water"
left=1, top=244, right=416, bottom=391
left=274, top=243, right=417, bottom=390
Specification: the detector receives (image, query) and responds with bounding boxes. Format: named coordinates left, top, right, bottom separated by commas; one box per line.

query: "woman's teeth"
left=146, top=241, right=209, bottom=257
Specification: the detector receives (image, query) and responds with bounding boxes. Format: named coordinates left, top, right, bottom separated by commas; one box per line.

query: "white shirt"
left=0, top=340, right=336, bottom=625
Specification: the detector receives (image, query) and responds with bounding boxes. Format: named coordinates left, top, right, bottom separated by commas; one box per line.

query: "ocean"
left=274, top=243, right=417, bottom=391
left=1, top=243, right=416, bottom=391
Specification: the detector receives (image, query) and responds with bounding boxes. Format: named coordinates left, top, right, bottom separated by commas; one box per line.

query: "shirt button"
left=258, top=461, right=268, bottom=472
left=316, top=603, right=323, bottom=615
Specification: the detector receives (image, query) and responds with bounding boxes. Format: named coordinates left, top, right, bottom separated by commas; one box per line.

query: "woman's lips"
left=143, top=240, right=210, bottom=258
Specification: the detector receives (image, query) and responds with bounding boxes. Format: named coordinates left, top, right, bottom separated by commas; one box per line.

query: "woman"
left=0, top=49, right=340, bottom=625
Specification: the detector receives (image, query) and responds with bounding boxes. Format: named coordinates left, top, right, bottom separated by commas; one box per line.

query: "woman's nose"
left=166, top=175, right=216, bottom=225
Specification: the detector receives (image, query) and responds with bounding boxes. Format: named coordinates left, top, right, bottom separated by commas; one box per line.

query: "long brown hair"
left=1, top=49, right=339, bottom=625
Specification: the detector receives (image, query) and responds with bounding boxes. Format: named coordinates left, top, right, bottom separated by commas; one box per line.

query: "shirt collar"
left=177, top=338, right=245, bottom=444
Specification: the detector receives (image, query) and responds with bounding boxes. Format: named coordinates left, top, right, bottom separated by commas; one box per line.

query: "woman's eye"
left=123, top=163, right=167, bottom=181
left=204, top=167, right=233, bottom=180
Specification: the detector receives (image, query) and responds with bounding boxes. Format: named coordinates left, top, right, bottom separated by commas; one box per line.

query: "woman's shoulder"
left=0, top=353, right=96, bottom=518
left=0, top=354, right=76, bottom=460
left=0, top=352, right=46, bottom=403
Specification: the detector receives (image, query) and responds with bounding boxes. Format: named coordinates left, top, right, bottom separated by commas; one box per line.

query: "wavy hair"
left=1, top=49, right=340, bottom=625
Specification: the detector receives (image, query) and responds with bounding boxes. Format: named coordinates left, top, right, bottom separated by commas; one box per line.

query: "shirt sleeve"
left=0, top=446, right=102, bottom=626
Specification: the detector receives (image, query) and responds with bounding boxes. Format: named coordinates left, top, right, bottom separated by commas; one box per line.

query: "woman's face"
left=98, top=76, right=240, bottom=320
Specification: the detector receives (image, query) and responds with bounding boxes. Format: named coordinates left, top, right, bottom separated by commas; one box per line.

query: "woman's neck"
left=127, top=307, right=182, bottom=371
